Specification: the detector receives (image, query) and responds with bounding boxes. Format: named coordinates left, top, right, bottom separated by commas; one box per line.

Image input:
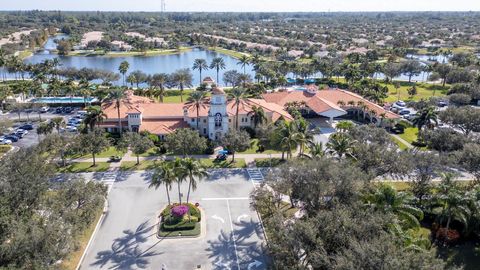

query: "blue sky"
left=2, top=0, right=479, bottom=12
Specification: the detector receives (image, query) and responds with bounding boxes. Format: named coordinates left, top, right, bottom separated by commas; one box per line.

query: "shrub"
left=162, top=220, right=197, bottom=231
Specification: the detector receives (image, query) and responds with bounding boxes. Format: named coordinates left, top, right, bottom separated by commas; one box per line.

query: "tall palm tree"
left=248, top=105, right=266, bottom=128
left=172, top=69, right=193, bottom=102
left=275, top=121, right=298, bottom=160
left=0, top=85, right=13, bottom=111
left=229, top=88, right=246, bottom=130
left=326, top=133, right=356, bottom=159
left=172, top=158, right=187, bottom=204
left=364, top=184, right=424, bottom=229
left=412, top=106, right=438, bottom=130
left=187, top=91, right=207, bottom=130
left=210, top=57, right=226, bottom=84
left=305, top=142, right=326, bottom=159
left=150, top=73, right=169, bottom=102
left=118, top=61, right=130, bottom=86
left=84, top=106, right=107, bottom=131
left=431, top=173, right=471, bottom=239
left=149, top=162, right=176, bottom=206
left=107, top=89, right=125, bottom=136
left=237, top=55, right=250, bottom=74
left=192, top=58, right=209, bottom=84
left=180, top=158, right=208, bottom=205
left=294, top=120, right=314, bottom=156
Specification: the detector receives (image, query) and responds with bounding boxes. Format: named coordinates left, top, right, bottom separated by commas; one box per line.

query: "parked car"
left=66, top=126, right=77, bottom=132
left=14, top=129, right=28, bottom=138
left=0, top=138, right=12, bottom=145
left=395, top=100, right=406, bottom=107
left=438, top=100, right=448, bottom=107
left=39, top=106, right=49, bottom=113
left=399, top=109, right=411, bottom=115
left=64, top=107, right=73, bottom=114
left=4, top=135, right=19, bottom=142
left=55, top=107, right=64, bottom=114
left=18, top=124, right=34, bottom=130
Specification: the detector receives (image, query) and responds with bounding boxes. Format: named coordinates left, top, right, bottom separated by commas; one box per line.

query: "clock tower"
left=208, top=87, right=229, bottom=140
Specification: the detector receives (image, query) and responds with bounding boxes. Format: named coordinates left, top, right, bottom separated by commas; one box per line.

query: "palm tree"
left=118, top=61, right=130, bottom=86
left=248, top=105, right=266, bottom=128
left=172, top=158, right=187, bottom=204
left=326, top=133, right=356, bottom=159
left=294, top=120, right=313, bottom=156
left=237, top=55, right=250, bottom=74
left=150, top=73, right=169, bottom=102
left=364, top=184, right=424, bottom=229
left=412, top=106, right=438, bottom=130
left=192, top=58, right=209, bottom=84
left=229, top=88, right=246, bottom=130
left=50, top=117, right=65, bottom=133
left=107, top=89, right=125, bottom=135
left=431, top=173, right=471, bottom=239
left=210, top=57, right=226, bottom=84
left=306, top=142, right=326, bottom=159
left=149, top=162, right=176, bottom=206
left=180, top=158, right=208, bottom=205
left=187, top=91, right=207, bottom=130
left=84, top=106, right=107, bottom=131
left=275, top=121, right=298, bottom=160
left=171, top=69, right=193, bottom=102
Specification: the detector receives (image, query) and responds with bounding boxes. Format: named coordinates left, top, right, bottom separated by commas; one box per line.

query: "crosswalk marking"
left=101, top=172, right=117, bottom=183
left=246, top=168, right=264, bottom=184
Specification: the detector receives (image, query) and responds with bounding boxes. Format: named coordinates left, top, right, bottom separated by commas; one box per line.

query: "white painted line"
left=227, top=199, right=241, bottom=270
left=201, top=197, right=249, bottom=201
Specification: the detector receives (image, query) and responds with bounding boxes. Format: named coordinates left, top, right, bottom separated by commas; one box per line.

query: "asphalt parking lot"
left=79, top=169, right=267, bottom=270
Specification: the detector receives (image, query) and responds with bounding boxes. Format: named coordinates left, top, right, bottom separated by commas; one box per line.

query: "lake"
left=6, top=35, right=255, bottom=87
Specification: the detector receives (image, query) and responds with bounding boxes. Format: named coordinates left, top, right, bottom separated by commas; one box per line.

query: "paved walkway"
left=391, top=134, right=414, bottom=149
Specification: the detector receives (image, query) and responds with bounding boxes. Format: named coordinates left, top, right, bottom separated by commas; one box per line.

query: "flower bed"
left=158, top=203, right=201, bottom=237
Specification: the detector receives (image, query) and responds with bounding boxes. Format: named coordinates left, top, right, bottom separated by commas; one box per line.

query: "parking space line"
left=226, top=199, right=241, bottom=270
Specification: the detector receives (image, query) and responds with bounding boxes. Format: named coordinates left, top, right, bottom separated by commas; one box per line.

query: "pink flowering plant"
left=171, top=205, right=189, bottom=218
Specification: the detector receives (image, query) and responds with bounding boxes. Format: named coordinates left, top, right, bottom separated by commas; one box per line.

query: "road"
left=78, top=169, right=268, bottom=270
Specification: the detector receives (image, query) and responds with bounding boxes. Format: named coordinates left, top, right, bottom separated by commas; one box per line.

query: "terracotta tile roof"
left=263, top=88, right=398, bottom=119
left=139, top=119, right=189, bottom=135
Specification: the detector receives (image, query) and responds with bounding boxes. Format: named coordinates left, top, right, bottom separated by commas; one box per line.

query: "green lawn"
left=398, top=127, right=420, bottom=145
left=238, top=139, right=282, bottom=154
left=383, top=81, right=448, bottom=102
left=0, top=145, right=12, bottom=154
left=379, top=181, right=412, bottom=192
left=208, top=47, right=250, bottom=59
left=119, top=160, right=158, bottom=171
left=69, top=147, right=126, bottom=159
left=138, top=147, right=164, bottom=157
left=391, top=136, right=410, bottom=150
left=255, top=158, right=285, bottom=167
left=57, top=162, right=110, bottom=173
left=200, top=158, right=247, bottom=168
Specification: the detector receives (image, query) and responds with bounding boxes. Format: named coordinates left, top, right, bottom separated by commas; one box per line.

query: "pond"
left=6, top=35, right=255, bottom=87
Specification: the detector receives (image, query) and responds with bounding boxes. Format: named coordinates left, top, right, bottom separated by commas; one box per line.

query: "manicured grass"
left=119, top=160, right=158, bottom=171
left=383, top=81, right=448, bottom=103
left=380, top=181, right=412, bottom=192
left=18, top=50, right=33, bottom=59
left=139, top=147, right=164, bottom=157
left=391, top=136, right=410, bottom=150
left=60, top=207, right=103, bottom=270
left=279, top=201, right=298, bottom=219
left=158, top=222, right=201, bottom=237
left=200, top=158, right=247, bottom=168
left=208, top=47, right=250, bottom=59
left=238, top=139, right=282, bottom=154
left=163, top=94, right=191, bottom=103
left=0, top=145, right=12, bottom=154
left=69, top=147, right=126, bottom=159
left=398, top=127, right=420, bottom=145
left=254, top=157, right=285, bottom=167
left=57, top=162, right=110, bottom=173
left=67, top=47, right=192, bottom=57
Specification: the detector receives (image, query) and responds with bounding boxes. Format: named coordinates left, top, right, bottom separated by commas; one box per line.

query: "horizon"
left=2, top=0, right=480, bottom=12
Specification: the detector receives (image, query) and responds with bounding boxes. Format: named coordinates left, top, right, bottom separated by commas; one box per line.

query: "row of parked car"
left=0, top=124, right=34, bottom=145
left=61, top=111, right=87, bottom=133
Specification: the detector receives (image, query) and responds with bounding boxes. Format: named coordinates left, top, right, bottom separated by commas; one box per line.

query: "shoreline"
left=61, top=47, right=193, bottom=58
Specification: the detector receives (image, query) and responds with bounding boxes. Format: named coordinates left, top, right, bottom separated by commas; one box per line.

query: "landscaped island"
left=159, top=203, right=202, bottom=237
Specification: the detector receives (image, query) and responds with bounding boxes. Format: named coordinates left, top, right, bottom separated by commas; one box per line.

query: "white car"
left=395, top=100, right=406, bottom=107
left=0, top=138, right=12, bottom=145
left=39, top=106, right=49, bottom=113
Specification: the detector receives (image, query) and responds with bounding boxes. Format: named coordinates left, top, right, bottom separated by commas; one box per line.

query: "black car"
left=64, top=107, right=73, bottom=114
left=55, top=107, right=64, bottom=114
left=4, top=135, right=19, bottom=142
left=19, top=124, right=34, bottom=130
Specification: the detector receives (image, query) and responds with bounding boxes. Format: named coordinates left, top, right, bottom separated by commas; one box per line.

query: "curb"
left=155, top=205, right=206, bottom=240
